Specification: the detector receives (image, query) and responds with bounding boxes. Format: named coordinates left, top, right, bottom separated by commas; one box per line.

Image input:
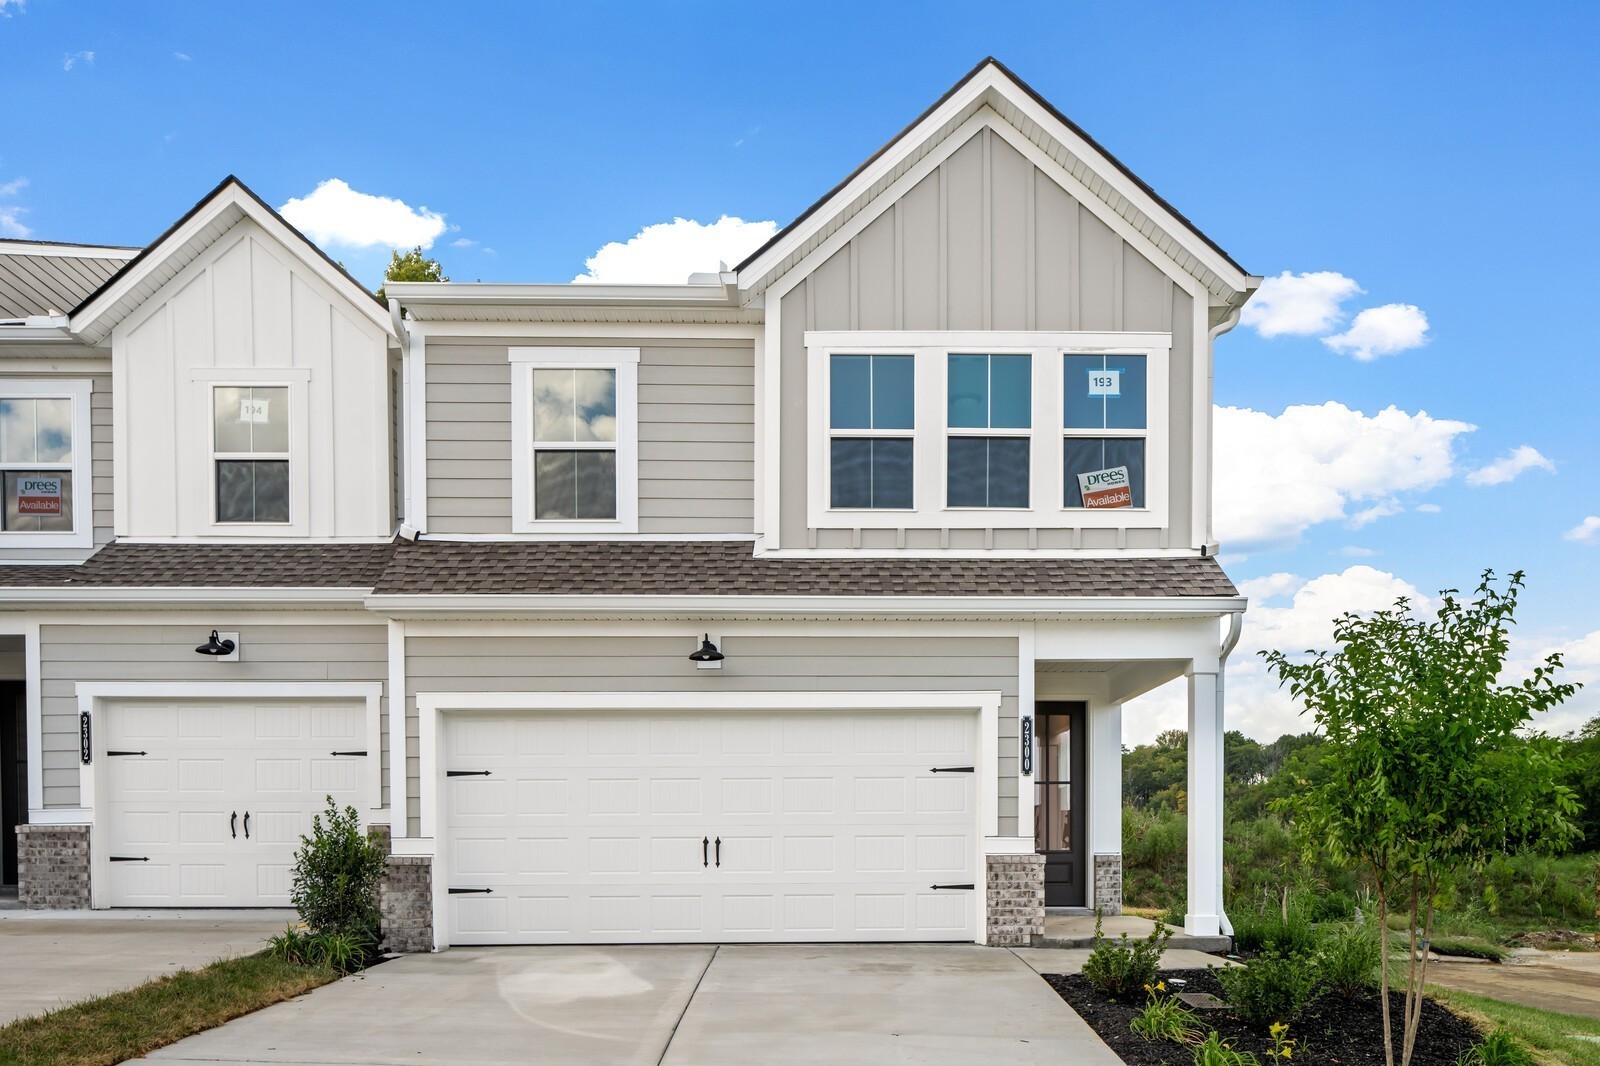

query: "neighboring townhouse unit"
left=0, top=58, right=1257, bottom=950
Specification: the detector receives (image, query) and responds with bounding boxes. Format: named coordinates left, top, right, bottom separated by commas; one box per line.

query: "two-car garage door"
left=443, top=710, right=978, bottom=944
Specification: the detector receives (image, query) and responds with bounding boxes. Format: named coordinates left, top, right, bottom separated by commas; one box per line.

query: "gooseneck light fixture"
left=195, top=630, right=237, bottom=656
left=688, top=634, right=725, bottom=665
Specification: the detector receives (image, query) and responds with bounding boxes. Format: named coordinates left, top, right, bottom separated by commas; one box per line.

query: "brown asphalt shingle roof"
left=0, top=539, right=1237, bottom=598
left=371, top=540, right=1237, bottom=598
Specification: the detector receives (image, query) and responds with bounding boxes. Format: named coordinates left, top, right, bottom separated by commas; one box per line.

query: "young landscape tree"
left=1263, top=570, right=1580, bottom=1066
left=376, top=246, right=448, bottom=306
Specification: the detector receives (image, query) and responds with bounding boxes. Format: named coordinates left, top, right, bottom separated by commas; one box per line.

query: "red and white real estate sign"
left=17, top=476, right=62, bottom=516
left=1077, top=466, right=1132, bottom=509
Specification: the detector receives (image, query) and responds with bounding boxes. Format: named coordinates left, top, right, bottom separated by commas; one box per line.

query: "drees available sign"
left=1077, top=466, right=1132, bottom=509
left=17, top=476, right=62, bottom=516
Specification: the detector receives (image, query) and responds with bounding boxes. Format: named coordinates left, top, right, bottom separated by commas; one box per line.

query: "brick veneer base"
left=985, top=853, right=1044, bottom=946
left=1093, top=853, right=1123, bottom=915
left=380, top=856, right=433, bottom=953
left=18, top=824, right=91, bottom=909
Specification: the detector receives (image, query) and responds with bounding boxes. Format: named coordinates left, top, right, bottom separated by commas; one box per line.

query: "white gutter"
left=383, top=281, right=741, bottom=307
left=0, top=587, right=370, bottom=606
left=0, top=315, right=79, bottom=344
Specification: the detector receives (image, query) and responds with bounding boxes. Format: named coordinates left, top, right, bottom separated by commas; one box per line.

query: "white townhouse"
left=0, top=58, right=1257, bottom=950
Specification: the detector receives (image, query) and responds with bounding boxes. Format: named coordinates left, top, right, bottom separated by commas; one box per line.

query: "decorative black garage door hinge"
left=930, top=883, right=975, bottom=890
left=330, top=750, right=367, bottom=757
left=448, top=887, right=493, bottom=894
left=106, top=750, right=148, bottom=757
left=929, top=766, right=974, bottom=773
left=109, top=856, right=150, bottom=862
left=446, top=770, right=491, bottom=777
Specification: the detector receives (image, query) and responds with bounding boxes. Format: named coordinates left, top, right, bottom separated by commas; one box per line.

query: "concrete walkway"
left=136, top=944, right=1123, bottom=1065
left=0, top=908, right=292, bottom=1024
left=1428, top=949, right=1600, bottom=1022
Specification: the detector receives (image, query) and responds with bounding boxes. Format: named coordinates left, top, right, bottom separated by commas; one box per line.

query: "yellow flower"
left=1283, top=1049, right=1292, bottom=1059
left=1270, top=1023, right=1287, bottom=1037
left=1156, top=981, right=1166, bottom=992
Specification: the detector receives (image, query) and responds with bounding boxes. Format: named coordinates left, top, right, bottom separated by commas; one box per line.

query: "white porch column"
left=1185, top=668, right=1223, bottom=936
left=1088, top=701, right=1124, bottom=913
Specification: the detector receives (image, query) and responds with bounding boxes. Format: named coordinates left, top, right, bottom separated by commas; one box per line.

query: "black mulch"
left=1045, top=968, right=1481, bottom=1066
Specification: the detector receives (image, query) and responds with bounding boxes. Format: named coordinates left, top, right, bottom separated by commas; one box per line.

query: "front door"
left=1033, top=702, right=1086, bottom=907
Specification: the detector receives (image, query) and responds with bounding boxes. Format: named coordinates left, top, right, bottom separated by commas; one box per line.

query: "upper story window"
left=510, top=347, right=639, bottom=534
left=213, top=385, right=290, bottom=523
left=806, top=331, right=1170, bottom=532
left=947, top=353, right=1031, bottom=508
left=0, top=379, right=92, bottom=548
left=829, top=354, right=913, bottom=509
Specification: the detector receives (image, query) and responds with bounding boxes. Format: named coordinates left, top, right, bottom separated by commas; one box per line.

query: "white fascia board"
left=406, top=321, right=762, bottom=340
left=366, top=593, right=1247, bottom=618
left=0, top=323, right=80, bottom=344
left=0, top=242, right=139, bottom=259
left=387, top=281, right=740, bottom=307
left=0, top=587, right=371, bottom=606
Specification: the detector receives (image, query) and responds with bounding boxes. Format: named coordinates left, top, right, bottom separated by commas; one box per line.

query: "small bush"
left=1082, top=913, right=1173, bottom=999
left=1216, top=952, right=1322, bottom=1026
left=1192, top=1030, right=1261, bottom=1066
left=266, top=922, right=369, bottom=974
left=1230, top=899, right=1320, bottom=957
left=290, top=796, right=386, bottom=952
left=1458, top=1028, right=1536, bottom=1066
left=1316, top=921, right=1380, bottom=995
left=1130, top=981, right=1203, bottom=1045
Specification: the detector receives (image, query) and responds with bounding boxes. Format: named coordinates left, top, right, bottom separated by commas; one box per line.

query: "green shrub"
left=290, top=796, right=386, bottom=951
left=1458, top=1028, right=1536, bottom=1066
left=265, top=923, right=368, bottom=974
left=1316, top=921, right=1380, bottom=995
left=1192, top=1030, right=1261, bottom=1066
left=1230, top=899, right=1320, bottom=957
left=1129, top=981, right=1202, bottom=1045
left=1082, top=913, right=1172, bottom=999
left=1216, top=952, right=1322, bottom=1025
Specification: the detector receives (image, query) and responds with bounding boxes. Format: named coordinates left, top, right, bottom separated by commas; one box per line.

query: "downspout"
left=1204, top=306, right=1243, bottom=553
left=1216, top=608, right=1244, bottom=937
left=390, top=298, right=414, bottom=536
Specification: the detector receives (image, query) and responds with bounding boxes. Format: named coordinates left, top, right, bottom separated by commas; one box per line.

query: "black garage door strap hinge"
left=448, top=887, right=493, bottom=894
left=110, top=855, right=149, bottom=862
left=106, top=750, right=148, bottom=757
left=446, top=770, right=492, bottom=777
left=930, top=766, right=974, bottom=773
left=930, top=883, right=975, bottom=890
left=330, top=750, right=367, bottom=757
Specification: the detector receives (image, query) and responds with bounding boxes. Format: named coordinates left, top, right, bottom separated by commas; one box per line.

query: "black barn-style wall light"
left=688, top=634, right=725, bottom=668
left=195, top=630, right=237, bottom=656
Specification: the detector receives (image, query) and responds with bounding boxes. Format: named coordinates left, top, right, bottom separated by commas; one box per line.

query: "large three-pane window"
left=213, top=385, right=290, bottom=523
left=946, top=353, right=1031, bottom=508
left=1062, top=353, right=1146, bottom=509
left=828, top=354, right=913, bottom=509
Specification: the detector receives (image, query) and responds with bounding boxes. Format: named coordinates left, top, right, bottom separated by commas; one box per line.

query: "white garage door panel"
left=100, top=700, right=365, bottom=908
left=444, top=711, right=977, bottom=944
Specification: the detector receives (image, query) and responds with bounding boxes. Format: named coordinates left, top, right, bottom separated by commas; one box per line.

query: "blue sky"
left=3, top=1, right=1597, bottom=740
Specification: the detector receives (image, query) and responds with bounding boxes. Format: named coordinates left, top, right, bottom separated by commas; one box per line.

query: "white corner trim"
left=1016, top=622, right=1036, bottom=844
left=0, top=379, right=94, bottom=549
left=507, top=347, right=640, bottom=535
left=387, top=619, right=407, bottom=837
left=21, top=621, right=43, bottom=811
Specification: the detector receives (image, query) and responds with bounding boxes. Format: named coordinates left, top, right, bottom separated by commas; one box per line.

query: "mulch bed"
left=1045, top=967, right=1482, bottom=1066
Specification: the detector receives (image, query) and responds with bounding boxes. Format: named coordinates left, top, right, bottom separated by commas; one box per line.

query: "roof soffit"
left=736, top=60, right=1258, bottom=307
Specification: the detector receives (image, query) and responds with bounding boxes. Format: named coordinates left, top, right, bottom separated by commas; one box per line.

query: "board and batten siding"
left=37, top=621, right=389, bottom=809
left=115, top=218, right=393, bottom=539
left=778, top=126, right=1197, bottom=551
left=425, top=340, right=754, bottom=535
left=403, top=632, right=1020, bottom=837
left=0, top=367, right=114, bottom=561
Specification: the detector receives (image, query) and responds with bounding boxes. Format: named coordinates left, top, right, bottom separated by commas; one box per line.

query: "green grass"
left=1431, top=985, right=1600, bottom=1066
left=0, top=952, right=336, bottom=1066
left=1430, top=936, right=1511, bottom=962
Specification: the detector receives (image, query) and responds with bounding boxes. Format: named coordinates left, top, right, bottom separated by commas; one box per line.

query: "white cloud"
left=1466, top=445, right=1555, bottom=487
left=1566, top=516, right=1600, bottom=544
left=279, top=179, right=446, bottom=251
left=574, top=216, right=777, bottom=283
left=62, top=50, right=93, bottom=71
left=1240, top=271, right=1362, bottom=338
left=1506, top=628, right=1600, bottom=737
left=1340, top=546, right=1378, bottom=557
left=0, top=0, right=23, bottom=15
left=1215, top=402, right=1473, bottom=553
left=174, top=51, right=190, bottom=61
left=0, top=175, right=28, bottom=238
left=450, top=237, right=475, bottom=248
left=1322, top=303, right=1430, bottom=360
left=1125, top=566, right=1428, bottom=743
left=1415, top=503, right=1442, bottom=513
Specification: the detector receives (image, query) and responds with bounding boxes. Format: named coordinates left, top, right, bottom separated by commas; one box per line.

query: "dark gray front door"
left=1034, top=702, right=1087, bottom=907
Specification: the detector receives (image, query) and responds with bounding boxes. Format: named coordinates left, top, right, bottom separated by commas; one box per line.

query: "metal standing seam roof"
left=0, top=242, right=139, bottom=319
left=0, top=540, right=1238, bottom=599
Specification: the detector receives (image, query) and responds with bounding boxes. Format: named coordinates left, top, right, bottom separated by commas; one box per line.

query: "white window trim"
left=944, top=352, right=1037, bottom=511
left=823, top=351, right=919, bottom=512
left=509, top=347, right=639, bottom=535
left=189, top=369, right=312, bottom=537
left=805, top=331, right=1169, bottom=531
left=0, top=378, right=94, bottom=549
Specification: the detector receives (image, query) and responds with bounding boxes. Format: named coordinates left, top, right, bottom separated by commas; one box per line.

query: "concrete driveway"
left=0, top=908, right=291, bottom=1024
left=137, top=944, right=1120, bottom=1065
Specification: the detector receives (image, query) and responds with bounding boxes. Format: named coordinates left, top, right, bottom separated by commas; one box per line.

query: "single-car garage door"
left=100, top=700, right=366, bottom=907
left=443, top=710, right=978, bottom=944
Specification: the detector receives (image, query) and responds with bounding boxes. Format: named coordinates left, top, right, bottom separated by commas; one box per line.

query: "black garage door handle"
left=110, top=856, right=149, bottom=862
left=930, top=883, right=975, bottom=890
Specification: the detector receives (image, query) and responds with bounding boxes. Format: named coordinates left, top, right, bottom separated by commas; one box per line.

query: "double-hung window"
left=1062, top=353, right=1146, bottom=509
left=828, top=354, right=914, bottom=509
left=510, top=347, right=639, bottom=533
left=212, top=385, right=291, bottom=523
left=946, top=353, right=1031, bottom=508
left=0, top=379, right=92, bottom=548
